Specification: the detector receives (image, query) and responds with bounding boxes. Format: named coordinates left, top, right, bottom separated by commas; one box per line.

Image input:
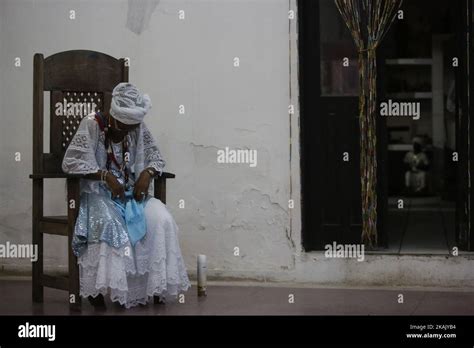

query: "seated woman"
left=62, top=82, right=190, bottom=309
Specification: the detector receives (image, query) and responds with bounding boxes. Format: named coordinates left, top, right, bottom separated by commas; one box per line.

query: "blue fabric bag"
left=112, top=190, right=147, bottom=246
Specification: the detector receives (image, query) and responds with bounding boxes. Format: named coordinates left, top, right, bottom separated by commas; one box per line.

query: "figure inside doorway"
left=404, top=137, right=430, bottom=194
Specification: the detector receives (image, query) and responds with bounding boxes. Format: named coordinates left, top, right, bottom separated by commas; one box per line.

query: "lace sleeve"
left=140, top=122, right=166, bottom=176
left=62, top=115, right=101, bottom=174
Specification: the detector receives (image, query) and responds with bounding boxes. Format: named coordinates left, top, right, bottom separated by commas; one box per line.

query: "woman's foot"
left=154, top=295, right=166, bottom=304
left=88, top=294, right=106, bottom=309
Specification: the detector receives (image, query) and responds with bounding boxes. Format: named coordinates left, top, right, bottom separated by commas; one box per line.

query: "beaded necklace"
left=94, top=111, right=130, bottom=185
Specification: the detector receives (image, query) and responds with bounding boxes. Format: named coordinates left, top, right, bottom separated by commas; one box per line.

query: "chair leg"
left=32, top=236, right=43, bottom=303
left=68, top=240, right=81, bottom=311
left=69, top=254, right=81, bottom=311
left=153, top=176, right=167, bottom=204
left=67, top=178, right=81, bottom=311
left=32, top=179, right=44, bottom=303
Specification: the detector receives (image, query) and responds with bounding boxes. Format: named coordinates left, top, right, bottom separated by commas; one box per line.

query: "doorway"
left=298, top=0, right=474, bottom=252
left=378, top=0, right=470, bottom=254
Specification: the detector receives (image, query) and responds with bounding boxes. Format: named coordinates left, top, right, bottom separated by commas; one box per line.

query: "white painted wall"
left=0, top=0, right=300, bottom=276
left=1, top=0, right=473, bottom=289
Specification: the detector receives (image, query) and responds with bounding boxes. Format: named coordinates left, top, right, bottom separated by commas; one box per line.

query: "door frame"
left=467, top=0, right=474, bottom=250
left=298, top=0, right=321, bottom=251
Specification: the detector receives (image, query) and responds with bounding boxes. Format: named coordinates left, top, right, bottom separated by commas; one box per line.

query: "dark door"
left=299, top=0, right=367, bottom=250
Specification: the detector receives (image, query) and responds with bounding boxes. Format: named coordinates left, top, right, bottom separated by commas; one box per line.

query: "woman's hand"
left=133, top=171, right=152, bottom=202
left=106, top=173, right=125, bottom=201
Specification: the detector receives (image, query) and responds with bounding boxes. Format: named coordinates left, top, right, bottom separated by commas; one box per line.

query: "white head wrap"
left=109, top=82, right=152, bottom=124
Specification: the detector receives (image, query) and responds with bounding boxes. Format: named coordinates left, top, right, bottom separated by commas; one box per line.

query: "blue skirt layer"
left=72, top=186, right=148, bottom=257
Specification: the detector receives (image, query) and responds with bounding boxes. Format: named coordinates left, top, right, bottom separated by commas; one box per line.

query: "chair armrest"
left=29, top=173, right=85, bottom=179
left=159, top=172, right=176, bottom=179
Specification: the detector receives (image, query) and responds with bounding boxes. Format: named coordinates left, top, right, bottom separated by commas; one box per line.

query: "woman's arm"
left=84, top=170, right=106, bottom=180
left=140, top=123, right=166, bottom=176
left=83, top=170, right=125, bottom=200
left=133, top=122, right=165, bottom=200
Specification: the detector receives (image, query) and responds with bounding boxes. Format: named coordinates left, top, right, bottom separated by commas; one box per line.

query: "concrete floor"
left=387, top=196, right=455, bottom=254
left=0, top=279, right=473, bottom=315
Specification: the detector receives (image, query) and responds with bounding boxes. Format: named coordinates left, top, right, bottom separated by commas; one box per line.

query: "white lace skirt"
left=77, top=197, right=191, bottom=308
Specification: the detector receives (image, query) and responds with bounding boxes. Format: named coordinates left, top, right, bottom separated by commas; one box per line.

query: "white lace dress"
left=62, top=113, right=191, bottom=308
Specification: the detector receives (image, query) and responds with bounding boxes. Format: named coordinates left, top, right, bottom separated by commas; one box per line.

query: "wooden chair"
left=30, top=50, right=175, bottom=311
